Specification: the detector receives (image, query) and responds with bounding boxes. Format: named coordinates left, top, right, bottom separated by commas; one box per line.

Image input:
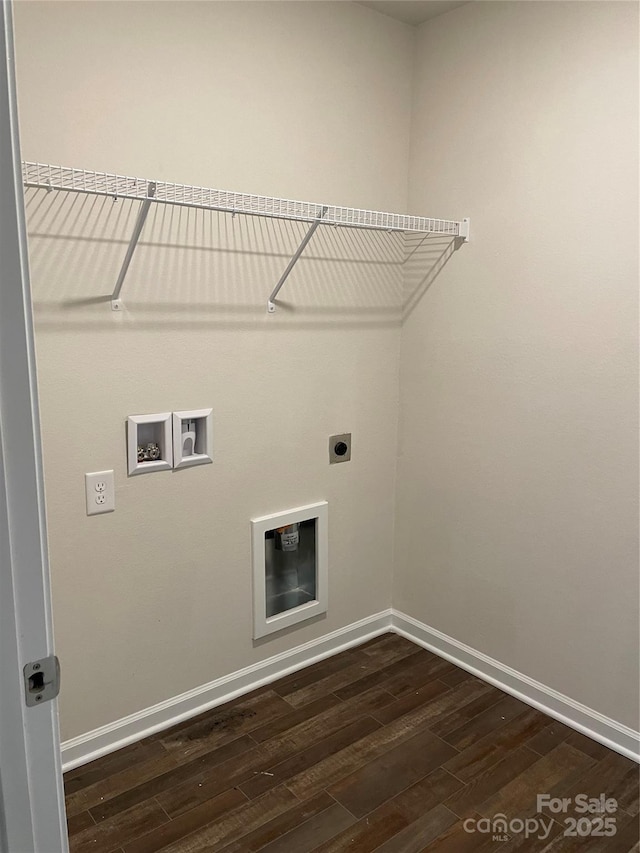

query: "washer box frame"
left=127, top=413, right=173, bottom=475
left=251, top=501, right=328, bottom=640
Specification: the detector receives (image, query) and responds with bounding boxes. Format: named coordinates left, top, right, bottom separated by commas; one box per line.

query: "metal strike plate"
left=329, top=433, right=351, bottom=464
left=24, top=655, right=60, bottom=707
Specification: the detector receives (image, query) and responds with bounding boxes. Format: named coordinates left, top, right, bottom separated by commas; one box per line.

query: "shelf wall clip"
left=111, top=181, right=157, bottom=311
left=267, top=206, right=328, bottom=313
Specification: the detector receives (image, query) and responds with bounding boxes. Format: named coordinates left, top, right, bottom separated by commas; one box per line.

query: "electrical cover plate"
left=329, top=433, right=351, bottom=463
left=85, top=470, right=115, bottom=515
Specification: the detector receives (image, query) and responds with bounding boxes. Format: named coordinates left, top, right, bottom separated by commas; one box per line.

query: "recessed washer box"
left=251, top=501, right=328, bottom=640
left=127, top=413, right=172, bottom=475
left=173, top=409, right=213, bottom=469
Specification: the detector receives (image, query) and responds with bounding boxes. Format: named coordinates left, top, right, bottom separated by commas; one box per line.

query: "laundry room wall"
left=13, top=0, right=414, bottom=741
left=395, top=0, right=639, bottom=730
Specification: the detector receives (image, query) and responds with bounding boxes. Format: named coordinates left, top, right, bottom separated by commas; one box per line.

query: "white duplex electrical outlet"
left=85, top=470, right=115, bottom=516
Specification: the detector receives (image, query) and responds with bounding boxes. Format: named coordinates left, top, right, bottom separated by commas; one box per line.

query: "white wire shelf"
left=22, top=161, right=469, bottom=311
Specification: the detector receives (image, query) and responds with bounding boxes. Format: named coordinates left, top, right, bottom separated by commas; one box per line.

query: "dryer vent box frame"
left=173, top=409, right=213, bottom=469
left=127, top=413, right=173, bottom=475
left=251, top=501, right=328, bottom=640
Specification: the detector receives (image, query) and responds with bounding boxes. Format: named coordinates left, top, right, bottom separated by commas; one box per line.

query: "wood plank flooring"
left=65, top=634, right=639, bottom=852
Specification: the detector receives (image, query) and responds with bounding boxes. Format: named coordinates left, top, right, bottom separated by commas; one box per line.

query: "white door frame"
left=0, top=1, right=68, bottom=850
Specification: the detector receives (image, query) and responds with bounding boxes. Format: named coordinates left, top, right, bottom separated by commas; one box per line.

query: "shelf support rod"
left=111, top=182, right=157, bottom=311
left=267, top=206, right=328, bottom=313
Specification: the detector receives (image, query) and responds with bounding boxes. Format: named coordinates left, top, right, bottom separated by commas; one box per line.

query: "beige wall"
left=396, top=1, right=639, bottom=729
left=14, top=0, right=639, bottom=742
left=14, top=0, right=413, bottom=740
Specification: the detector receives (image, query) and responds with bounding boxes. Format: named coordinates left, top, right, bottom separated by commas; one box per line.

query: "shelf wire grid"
left=22, top=162, right=462, bottom=237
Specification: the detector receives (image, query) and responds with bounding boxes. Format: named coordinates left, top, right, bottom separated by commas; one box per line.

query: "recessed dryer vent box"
left=251, top=501, right=328, bottom=640
left=173, top=409, right=213, bottom=469
left=127, top=413, right=172, bottom=475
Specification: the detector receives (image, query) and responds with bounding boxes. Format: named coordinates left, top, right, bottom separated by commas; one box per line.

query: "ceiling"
left=357, top=1, right=468, bottom=26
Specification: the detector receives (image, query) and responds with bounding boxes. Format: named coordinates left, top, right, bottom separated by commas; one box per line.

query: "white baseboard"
left=60, top=610, right=392, bottom=771
left=391, top=610, right=640, bottom=763
left=61, top=607, right=639, bottom=771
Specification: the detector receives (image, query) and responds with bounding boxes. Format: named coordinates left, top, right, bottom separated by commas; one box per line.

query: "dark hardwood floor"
left=65, top=634, right=639, bottom=852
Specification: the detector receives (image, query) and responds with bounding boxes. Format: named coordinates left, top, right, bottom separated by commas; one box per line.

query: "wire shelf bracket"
left=111, top=181, right=156, bottom=311
left=267, top=205, right=328, bottom=313
left=21, top=162, right=470, bottom=310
